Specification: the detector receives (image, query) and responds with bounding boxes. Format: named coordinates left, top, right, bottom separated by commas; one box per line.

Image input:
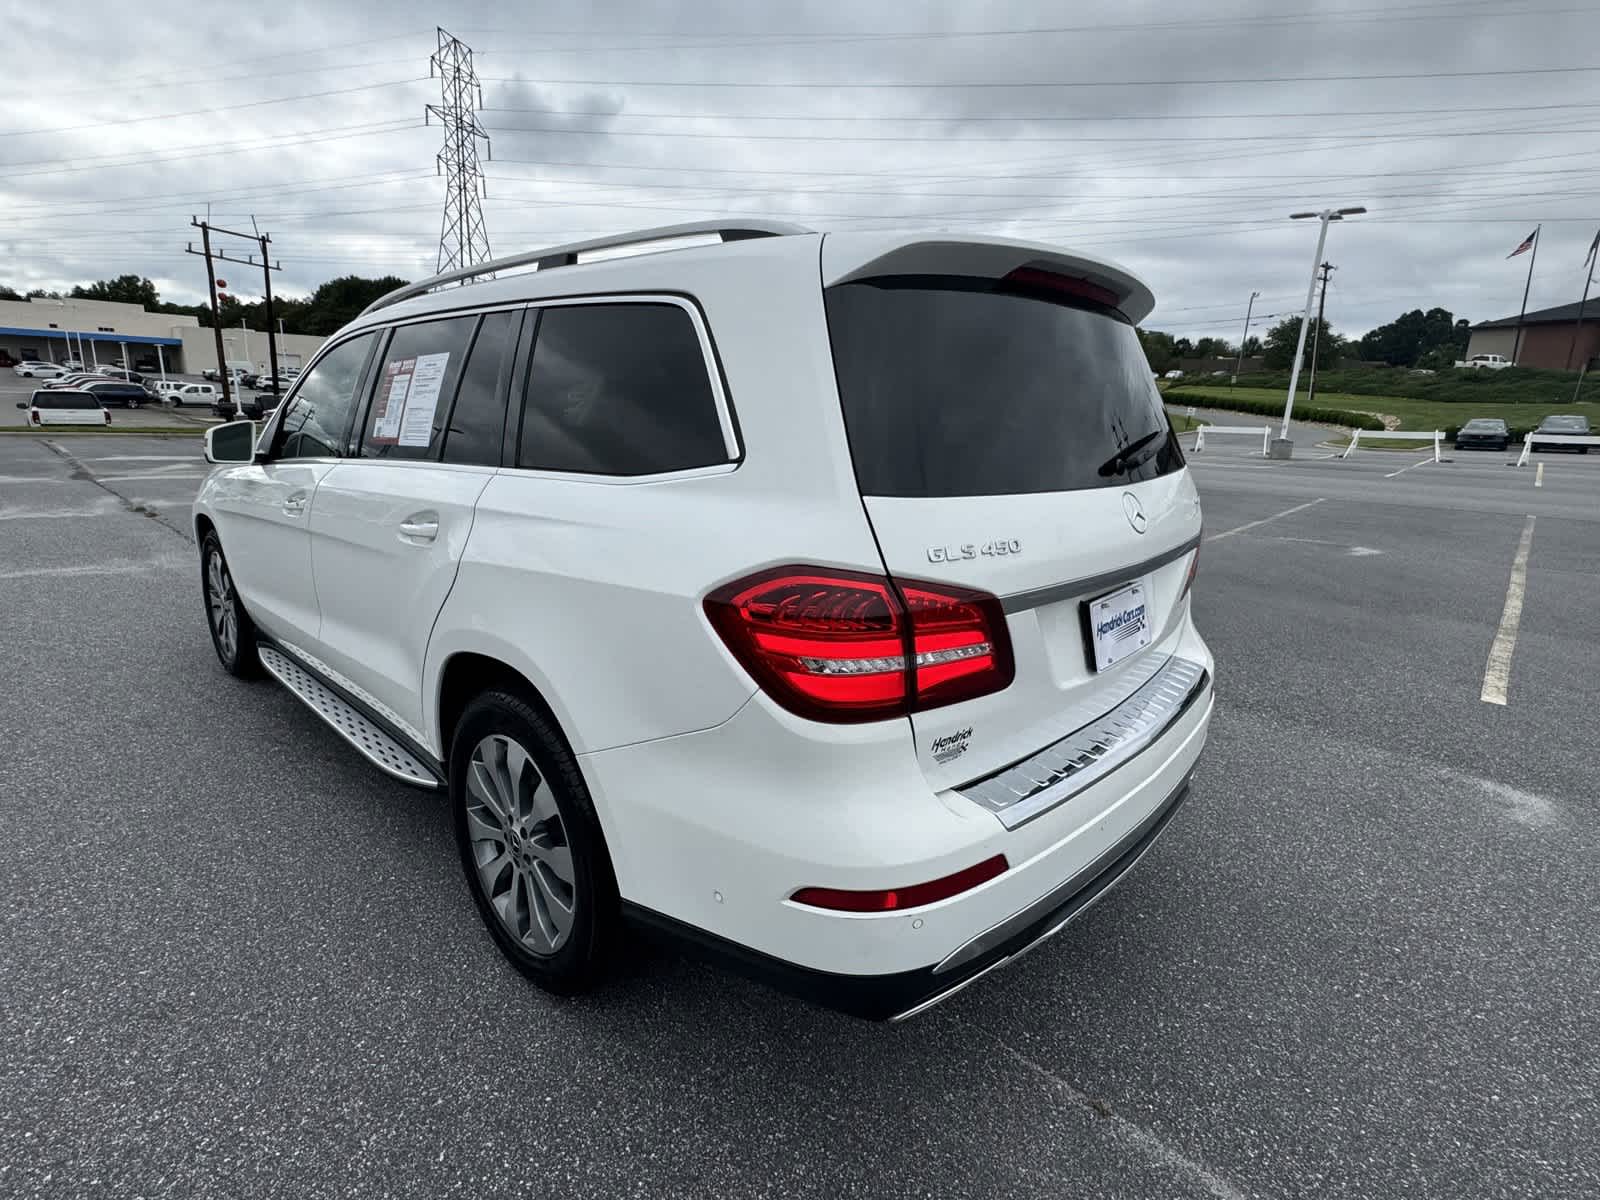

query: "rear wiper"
left=1097, top=429, right=1166, bottom=477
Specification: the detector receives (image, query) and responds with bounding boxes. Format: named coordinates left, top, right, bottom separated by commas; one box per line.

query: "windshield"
left=825, top=277, right=1183, bottom=498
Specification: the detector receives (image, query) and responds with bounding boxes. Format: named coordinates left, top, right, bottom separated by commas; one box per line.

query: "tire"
left=451, top=690, right=619, bottom=995
left=200, top=531, right=260, bottom=678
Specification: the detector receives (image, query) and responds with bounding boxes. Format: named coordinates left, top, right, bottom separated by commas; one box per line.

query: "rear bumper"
left=624, top=769, right=1193, bottom=1020
left=581, top=618, right=1214, bottom=1012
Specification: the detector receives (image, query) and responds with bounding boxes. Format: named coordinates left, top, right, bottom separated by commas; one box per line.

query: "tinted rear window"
left=35, top=391, right=99, bottom=409
left=517, top=303, right=729, bottom=476
left=825, top=278, right=1184, bottom=497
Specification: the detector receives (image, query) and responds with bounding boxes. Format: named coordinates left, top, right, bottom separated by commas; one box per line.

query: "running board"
left=258, top=645, right=442, bottom=789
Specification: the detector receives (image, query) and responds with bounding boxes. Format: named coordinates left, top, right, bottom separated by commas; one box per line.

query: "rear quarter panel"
left=422, top=236, right=893, bottom=758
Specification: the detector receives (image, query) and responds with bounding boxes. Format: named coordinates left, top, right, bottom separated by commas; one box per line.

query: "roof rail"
left=360, top=220, right=813, bottom=317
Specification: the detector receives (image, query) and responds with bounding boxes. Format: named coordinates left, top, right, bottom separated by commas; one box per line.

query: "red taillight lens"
left=103, top=410, right=112, bottom=425
left=704, top=566, right=1013, bottom=723
left=30, top=410, right=41, bottom=425
left=791, top=854, right=1009, bottom=912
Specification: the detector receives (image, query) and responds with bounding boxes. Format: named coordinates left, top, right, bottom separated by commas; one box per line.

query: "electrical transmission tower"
left=426, top=27, right=492, bottom=275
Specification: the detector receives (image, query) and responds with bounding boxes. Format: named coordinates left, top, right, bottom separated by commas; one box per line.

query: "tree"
left=1136, top=328, right=1177, bottom=373
left=296, top=275, right=409, bottom=335
left=1192, top=336, right=1235, bottom=359
left=0, top=284, right=21, bottom=301
left=1357, top=308, right=1470, bottom=367
left=1262, top=315, right=1342, bottom=370
left=70, top=274, right=160, bottom=307
left=1173, top=336, right=1194, bottom=357
left=26, top=288, right=62, bottom=300
left=1243, top=335, right=1262, bottom=356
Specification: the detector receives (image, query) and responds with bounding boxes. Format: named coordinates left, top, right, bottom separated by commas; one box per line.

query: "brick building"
left=1466, top=301, right=1600, bottom=370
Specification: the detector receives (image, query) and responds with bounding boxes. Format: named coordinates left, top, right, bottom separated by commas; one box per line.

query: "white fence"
left=1193, top=424, right=1271, bottom=455
left=1514, top=432, right=1600, bottom=466
left=1341, top=429, right=1444, bottom=462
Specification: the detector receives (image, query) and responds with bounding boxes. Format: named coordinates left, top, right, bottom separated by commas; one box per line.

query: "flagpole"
left=1511, top=225, right=1540, bottom=366
left=1566, top=230, right=1599, bottom=372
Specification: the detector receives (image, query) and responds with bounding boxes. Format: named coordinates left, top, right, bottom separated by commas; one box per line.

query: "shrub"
left=1165, top=389, right=1384, bottom=431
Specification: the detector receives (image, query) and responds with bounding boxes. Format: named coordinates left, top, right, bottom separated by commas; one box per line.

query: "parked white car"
left=1455, top=354, right=1513, bottom=369
left=12, top=361, right=65, bottom=378
left=193, top=222, right=1213, bottom=1019
left=16, top=388, right=112, bottom=427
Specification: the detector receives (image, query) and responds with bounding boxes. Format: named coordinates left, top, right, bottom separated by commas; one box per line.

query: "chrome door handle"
left=398, top=516, right=439, bottom=543
left=283, top=490, right=308, bottom=515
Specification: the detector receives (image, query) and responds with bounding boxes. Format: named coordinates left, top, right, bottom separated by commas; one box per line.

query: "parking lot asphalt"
left=2, top=433, right=1596, bottom=1199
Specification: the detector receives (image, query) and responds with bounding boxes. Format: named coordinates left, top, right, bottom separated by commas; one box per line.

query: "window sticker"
left=398, top=352, right=450, bottom=447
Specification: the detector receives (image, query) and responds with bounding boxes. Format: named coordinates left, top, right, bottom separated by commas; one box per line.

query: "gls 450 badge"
left=927, top=539, right=1021, bottom=564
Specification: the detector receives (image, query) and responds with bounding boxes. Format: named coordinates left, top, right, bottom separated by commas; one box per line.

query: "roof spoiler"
left=819, top=233, right=1156, bottom=324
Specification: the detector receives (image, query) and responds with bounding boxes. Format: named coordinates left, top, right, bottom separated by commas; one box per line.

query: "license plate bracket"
left=1083, top=577, right=1153, bottom=672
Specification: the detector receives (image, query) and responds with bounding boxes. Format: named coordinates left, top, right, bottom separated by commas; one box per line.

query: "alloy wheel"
left=465, top=734, right=576, bottom=955
left=206, top=551, right=237, bottom=662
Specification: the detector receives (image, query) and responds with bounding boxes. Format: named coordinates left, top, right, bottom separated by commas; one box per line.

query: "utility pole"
left=1306, top=262, right=1335, bottom=409
left=1233, top=291, right=1259, bottom=384
left=188, top=219, right=233, bottom=417
left=426, top=27, right=493, bottom=274
left=187, top=216, right=282, bottom=418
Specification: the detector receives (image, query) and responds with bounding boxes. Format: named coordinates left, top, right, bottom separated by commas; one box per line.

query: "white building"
left=0, top=296, right=325, bottom=374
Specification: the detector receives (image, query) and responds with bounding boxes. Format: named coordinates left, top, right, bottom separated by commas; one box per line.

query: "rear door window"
left=441, top=311, right=518, bottom=467
left=825, top=277, right=1185, bottom=497
left=358, top=316, right=476, bottom=460
left=516, top=302, right=730, bottom=476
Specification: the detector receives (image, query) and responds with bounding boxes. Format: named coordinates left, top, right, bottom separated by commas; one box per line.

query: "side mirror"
left=205, top=420, right=256, bottom=465
left=14, top=401, right=25, bottom=409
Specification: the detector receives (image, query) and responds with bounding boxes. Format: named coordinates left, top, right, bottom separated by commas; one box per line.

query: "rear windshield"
left=34, top=391, right=99, bottom=409
left=825, top=277, right=1184, bottom=497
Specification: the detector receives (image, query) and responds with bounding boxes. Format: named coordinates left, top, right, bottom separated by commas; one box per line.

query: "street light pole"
left=1233, top=291, right=1259, bottom=384
left=1279, top=206, right=1365, bottom=452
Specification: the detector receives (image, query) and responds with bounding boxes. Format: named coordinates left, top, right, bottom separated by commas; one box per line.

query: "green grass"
left=1167, top=383, right=1600, bottom=440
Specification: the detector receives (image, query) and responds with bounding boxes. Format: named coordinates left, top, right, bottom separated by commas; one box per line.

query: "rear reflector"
left=704, top=566, right=1014, bottom=723
left=791, top=854, right=1009, bottom=912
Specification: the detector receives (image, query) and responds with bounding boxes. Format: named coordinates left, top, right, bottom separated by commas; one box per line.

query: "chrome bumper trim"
left=958, top=655, right=1209, bottom=830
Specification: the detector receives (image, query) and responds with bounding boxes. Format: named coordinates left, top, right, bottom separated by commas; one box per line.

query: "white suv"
left=194, top=222, right=1213, bottom=1019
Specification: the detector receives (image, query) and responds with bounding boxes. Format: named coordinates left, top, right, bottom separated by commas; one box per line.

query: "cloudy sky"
left=4, top=0, right=1599, bottom=340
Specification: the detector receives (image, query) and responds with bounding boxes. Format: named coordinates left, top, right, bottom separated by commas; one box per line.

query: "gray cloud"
left=2, top=0, right=1597, bottom=339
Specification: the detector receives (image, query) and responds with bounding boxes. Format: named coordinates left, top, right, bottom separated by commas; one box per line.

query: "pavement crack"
left=982, top=1031, right=1252, bottom=1200
left=41, top=439, right=194, bottom=544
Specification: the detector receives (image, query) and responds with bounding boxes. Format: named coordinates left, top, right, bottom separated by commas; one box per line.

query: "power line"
left=476, top=63, right=1600, bottom=89
left=456, top=0, right=1551, bottom=47
left=0, top=79, right=428, bottom=138
left=475, top=100, right=1600, bottom=126
left=476, top=120, right=1600, bottom=145
left=5, top=121, right=423, bottom=178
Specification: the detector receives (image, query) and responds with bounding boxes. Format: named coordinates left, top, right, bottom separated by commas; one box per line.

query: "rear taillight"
left=704, top=566, right=1014, bottom=724
left=791, top=854, right=1009, bottom=912
left=29, top=410, right=41, bottom=426
left=103, top=410, right=112, bottom=426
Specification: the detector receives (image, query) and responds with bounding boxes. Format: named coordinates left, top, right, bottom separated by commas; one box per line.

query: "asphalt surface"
left=1, top=432, right=1596, bottom=1199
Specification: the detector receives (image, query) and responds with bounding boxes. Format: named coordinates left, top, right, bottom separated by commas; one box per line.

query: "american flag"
left=1507, top=229, right=1538, bottom=259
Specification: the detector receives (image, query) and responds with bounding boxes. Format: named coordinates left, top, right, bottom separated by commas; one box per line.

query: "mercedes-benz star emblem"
left=1122, top=492, right=1149, bottom=534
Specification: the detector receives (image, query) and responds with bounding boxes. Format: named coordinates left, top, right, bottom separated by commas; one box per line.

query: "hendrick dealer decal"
left=931, top=726, right=973, bottom=765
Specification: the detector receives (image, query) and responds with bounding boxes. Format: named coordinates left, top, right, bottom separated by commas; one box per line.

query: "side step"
left=258, top=645, right=442, bottom=789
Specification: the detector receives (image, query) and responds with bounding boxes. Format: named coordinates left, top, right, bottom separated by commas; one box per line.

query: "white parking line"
left=1535, top=462, right=1545, bottom=488
left=1481, top=515, right=1536, bottom=706
left=1383, top=456, right=1435, bottom=479
left=1205, top=498, right=1325, bottom=543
